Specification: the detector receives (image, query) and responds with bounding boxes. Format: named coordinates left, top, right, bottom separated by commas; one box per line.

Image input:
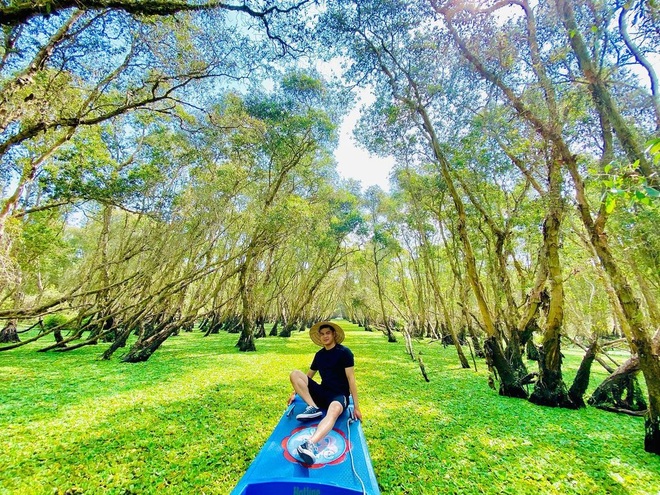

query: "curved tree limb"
left=1, top=0, right=312, bottom=27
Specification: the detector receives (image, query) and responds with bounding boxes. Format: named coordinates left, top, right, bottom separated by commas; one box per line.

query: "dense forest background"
left=1, top=1, right=658, bottom=454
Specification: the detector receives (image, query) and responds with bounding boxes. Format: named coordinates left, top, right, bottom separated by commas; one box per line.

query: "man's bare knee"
left=328, top=401, right=343, bottom=418
left=290, top=370, right=306, bottom=385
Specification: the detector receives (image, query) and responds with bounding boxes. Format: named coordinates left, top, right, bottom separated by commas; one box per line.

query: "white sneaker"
left=296, top=440, right=318, bottom=464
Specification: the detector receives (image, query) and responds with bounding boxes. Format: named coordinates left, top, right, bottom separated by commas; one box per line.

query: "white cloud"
left=334, top=91, right=395, bottom=192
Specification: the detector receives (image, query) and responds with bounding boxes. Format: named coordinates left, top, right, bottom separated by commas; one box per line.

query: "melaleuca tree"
left=0, top=0, right=313, bottom=303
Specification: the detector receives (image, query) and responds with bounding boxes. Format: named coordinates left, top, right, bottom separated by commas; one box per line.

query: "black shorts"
left=307, top=377, right=348, bottom=411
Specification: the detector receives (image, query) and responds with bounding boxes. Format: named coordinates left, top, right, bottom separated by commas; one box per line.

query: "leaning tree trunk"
left=554, top=0, right=657, bottom=188
left=457, top=172, right=524, bottom=373
left=569, top=159, right=660, bottom=453
left=236, top=250, right=257, bottom=352
left=484, top=337, right=528, bottom=398
left=122, top=324, right=177, bottom=363
left=459, top=283, right=485, bottom=359
left=568, top=341, right=598, bottom=408
left=203, top=314, right=222, bottom=336
left=504, top=327, right=528, bottom=379
left=0, top=319, right=19, bottom=343
left=254, top=315, right=266, bottom=339
left=439, top=310, right=469, bottom=368
left=236, top=318, right=256, bottom=352
left=416, top=105, right=526, bottom=398
left=440, top=0, right=658, bottom=447
left=409, top=170, right=469, bottom=368
left=552, top=0, right=660, bottom=453
left=530, top=166, right=575, bottom=409
left=103, top=322, right=139, bottom=360
left=279, top=321, right=296, bottom=338
left=425, top=248, right=469, bottom=369
left=373, top=248, right=397, bottom=343
left=588, top=357, right=647, bottom=416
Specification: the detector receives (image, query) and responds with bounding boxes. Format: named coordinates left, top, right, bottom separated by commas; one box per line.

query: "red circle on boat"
left=282, top=424, right=350, bottom=468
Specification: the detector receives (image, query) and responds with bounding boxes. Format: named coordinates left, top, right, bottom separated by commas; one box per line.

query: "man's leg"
left=296, top=397, right=343, bottom=463
left=289, top=370, right=318, bottom=408
left=308, top=400, right=343, bottom=444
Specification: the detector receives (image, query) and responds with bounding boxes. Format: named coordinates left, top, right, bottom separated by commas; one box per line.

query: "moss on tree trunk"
left=568, top=341, right=598, bottom=408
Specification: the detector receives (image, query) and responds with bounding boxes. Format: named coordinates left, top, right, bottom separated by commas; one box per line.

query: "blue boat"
left=231, top=396, right=380, bottom=495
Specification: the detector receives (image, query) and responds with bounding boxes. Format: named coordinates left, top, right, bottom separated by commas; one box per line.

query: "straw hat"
left=309, top=321, right=345, bottom=346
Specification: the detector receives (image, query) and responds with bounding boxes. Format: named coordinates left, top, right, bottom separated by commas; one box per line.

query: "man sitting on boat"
left=288, top=321, right=363, bottom=464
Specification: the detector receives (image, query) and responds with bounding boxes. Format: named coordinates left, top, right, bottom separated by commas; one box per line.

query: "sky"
left=333, top=91, right=395, bottom=192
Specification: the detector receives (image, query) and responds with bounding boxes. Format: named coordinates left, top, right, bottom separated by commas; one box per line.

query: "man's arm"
left=345, top=366, right=362, bottom=420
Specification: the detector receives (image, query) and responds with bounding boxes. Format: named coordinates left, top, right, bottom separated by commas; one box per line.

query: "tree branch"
left=1, top=0, right=311, bottom=27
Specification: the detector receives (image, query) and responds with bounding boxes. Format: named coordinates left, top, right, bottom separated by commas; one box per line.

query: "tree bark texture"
left=484, top=337, right=528, bottom=398
left=0, top=320, right=20, bottom=343
left=440, top=0, right=660, bottom=449
left=568, top=341, right=598, bottom=408
left=530, top=158, right=573, bottom=408
left=278, top=321, right=296, bottom=338
left=121, top=325, right=177, bottom=363
left=236, top=320, right=256, bottom=352
left=589, top=357, right=647, bottom=416
left=529, top=343, right=576, bottom=408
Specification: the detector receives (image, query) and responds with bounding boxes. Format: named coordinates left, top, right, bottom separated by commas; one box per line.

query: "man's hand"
left=288, top=392, right=296, bottom=405
left=353, top=406, right=363, bottom=421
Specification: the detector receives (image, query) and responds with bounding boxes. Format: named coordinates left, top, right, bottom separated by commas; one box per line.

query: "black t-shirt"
left=310, top=344, right=355, bottom=397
